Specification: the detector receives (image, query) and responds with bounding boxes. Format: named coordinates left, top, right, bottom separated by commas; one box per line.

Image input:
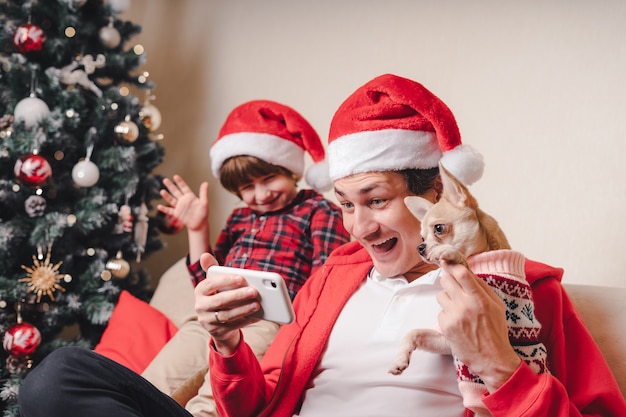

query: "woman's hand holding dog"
left=195, top=253, right=262, bottom=356
left=437, top=261, right=522, bottom=393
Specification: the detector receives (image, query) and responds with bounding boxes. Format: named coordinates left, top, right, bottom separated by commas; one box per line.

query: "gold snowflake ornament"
left=20, top=251, right=66, bottom=302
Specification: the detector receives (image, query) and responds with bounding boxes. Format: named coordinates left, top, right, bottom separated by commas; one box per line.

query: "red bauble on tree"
left=14, top=153, right=52, bottom=187
left=13, top=23, right=46, bottom=54
left=3, top=321, right=42, bottom=357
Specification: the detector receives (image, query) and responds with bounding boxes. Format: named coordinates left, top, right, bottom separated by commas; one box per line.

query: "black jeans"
left=19, top=346, right=193, bottom=417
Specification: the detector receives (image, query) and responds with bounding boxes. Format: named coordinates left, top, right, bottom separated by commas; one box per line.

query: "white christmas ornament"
left=72, top=144, right=100, bottom=187
left=14, top=96, right=50, bottom=128
left=72, top=159, right=100, bottom=187
left=99, top=25, right=121, bottom=49
left=108, top=0, right=130, bottom=12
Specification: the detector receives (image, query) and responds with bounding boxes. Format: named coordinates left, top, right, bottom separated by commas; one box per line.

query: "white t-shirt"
left=296, top=268, right=464, bottom=417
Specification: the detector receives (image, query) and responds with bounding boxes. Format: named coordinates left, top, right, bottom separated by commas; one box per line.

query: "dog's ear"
left=404, top=196, right=432, bottom=221
left=439, top=162, right=478, bottom=209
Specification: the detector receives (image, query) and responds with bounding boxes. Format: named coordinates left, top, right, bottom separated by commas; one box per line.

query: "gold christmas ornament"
left=105, top=251, right=130, bottom=279
left=114, top=118, right=139, bottom=143
left=19, top=250, right=66, bottom=302
left=139, top=103, right=162, bottom=132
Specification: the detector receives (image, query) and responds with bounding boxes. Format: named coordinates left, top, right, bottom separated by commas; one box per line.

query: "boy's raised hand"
left=157, top=174, right=209, bottom=232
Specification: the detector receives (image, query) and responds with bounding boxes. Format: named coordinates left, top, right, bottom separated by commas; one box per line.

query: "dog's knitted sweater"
left=458, top=249, right=549, bottom=416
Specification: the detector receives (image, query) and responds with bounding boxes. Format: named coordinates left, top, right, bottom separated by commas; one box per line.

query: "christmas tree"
left=0, top=1, right=166, bottom=414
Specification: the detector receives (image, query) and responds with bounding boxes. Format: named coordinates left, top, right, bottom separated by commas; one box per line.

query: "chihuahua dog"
left=388, top=162, right=510, bottom=375
left=413, top=163, right=510, bottom=269
left=388, top=163, right=547, bottom=417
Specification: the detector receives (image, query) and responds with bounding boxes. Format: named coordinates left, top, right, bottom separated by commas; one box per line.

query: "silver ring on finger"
left=214, top=310, right=227, bottom=324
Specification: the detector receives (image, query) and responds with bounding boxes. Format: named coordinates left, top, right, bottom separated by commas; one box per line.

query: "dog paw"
left=388, top=349, right=412, bottom=375
left=388, top=361, right=408, bottom=375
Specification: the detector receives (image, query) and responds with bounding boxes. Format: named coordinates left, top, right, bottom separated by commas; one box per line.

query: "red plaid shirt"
left=188, top=189, right=350, bottom=299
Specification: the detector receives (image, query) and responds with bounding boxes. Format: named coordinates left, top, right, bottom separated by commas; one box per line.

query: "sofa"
left=109, top=257, right=625, bottom=402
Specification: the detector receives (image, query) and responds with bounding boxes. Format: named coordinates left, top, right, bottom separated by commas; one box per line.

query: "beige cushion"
left=150, top=257, right=197, bottom=329
left=563, top=284, right=626, bottom=395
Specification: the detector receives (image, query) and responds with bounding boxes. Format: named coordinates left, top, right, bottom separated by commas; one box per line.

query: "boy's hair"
left=401, top=167, right=440, bottom=196
left=219, top=155, right=297, bottom=196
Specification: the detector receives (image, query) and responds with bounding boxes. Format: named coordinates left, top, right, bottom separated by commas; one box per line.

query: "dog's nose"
left=418, top=243, right=426, bottom=256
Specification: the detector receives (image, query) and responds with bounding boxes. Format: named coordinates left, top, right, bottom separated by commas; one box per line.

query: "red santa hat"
left=327, top=74, right=484, bottom=185
left=210, top=100, right=330, bottom=191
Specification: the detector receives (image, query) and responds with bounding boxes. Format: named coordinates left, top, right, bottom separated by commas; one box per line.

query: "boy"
left=143, top=100, right=350, bottom=416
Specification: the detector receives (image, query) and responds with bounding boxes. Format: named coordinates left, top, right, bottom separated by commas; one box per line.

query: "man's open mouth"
left=371, top=237, right=397, bottom=253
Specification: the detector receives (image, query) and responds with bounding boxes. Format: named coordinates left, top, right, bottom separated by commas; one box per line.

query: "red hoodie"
left=210, top=241, right=626, bottom=417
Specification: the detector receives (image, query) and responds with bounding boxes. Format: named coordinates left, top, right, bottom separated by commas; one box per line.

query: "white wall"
left=124, top=0, right=626, bottom=288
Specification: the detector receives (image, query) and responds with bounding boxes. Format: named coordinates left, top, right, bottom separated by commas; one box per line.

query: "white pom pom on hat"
left=210, top=100, right=331, bottom=192
left=304, top=159, right=331, bottom=193
left=327, top=74, right=484, bottom=185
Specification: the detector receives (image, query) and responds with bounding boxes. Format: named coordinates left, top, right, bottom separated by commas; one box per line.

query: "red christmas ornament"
left=3, top=321, right=42, bottom=357
left=13, top=23, right=46, bottom=54
left=14, top=153, right=52, bottom=187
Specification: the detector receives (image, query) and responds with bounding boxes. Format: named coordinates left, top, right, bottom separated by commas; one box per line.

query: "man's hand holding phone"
left=194, top=253, right=294, bottom=355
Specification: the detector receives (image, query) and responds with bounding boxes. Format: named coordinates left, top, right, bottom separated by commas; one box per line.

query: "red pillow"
left=94, top=290, right=177, bottom=373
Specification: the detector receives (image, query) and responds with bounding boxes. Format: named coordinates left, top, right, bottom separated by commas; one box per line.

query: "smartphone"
left=207, top=265, right=295, bottom=324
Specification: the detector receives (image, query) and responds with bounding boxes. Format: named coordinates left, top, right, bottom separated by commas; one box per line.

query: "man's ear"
left=433, top=175, right=443, bottom=202
left=404, top=196, right=432, bottom=222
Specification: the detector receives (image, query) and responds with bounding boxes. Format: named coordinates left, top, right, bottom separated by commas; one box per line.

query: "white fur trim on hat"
left=327, top=129, right=441, bottom=181
left=210, top=132, right=304, bottom=179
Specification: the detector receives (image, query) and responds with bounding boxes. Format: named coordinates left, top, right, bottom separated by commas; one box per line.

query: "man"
left=19, top=74, right=626, bottom=417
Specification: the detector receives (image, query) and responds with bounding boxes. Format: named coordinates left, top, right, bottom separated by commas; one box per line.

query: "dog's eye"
left=434, top=224, right=447, bottom=235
